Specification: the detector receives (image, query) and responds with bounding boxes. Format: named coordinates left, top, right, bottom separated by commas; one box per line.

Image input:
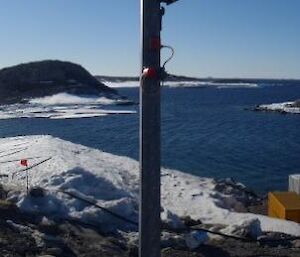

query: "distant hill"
left=0, top=60, right=116, bottom=104
left=95, top=74, right=201, bottom=83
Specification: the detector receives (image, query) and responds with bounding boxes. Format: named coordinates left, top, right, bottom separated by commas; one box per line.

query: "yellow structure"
left=268, top=192, right=300, bottom=223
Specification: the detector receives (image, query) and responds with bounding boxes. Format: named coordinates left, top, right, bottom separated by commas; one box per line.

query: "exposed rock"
left=214, top=177, right=262, bottom=212
left=29, top=187, right=46, bottom=198
left=0, top=184, right=7, bottom=199
left=292, top=239, right=300, bottom=248
left=0, top=60, right=117, bottom=104
left=182, top=216, right=202, bottom=227
left=184, top=231, right=209, bottom=250
left=161, top=209, right=185, bottom=229
left=221, top=218, right=262, bottom=240
left=290, top=100, right=300, bottom=108
left=161, top=232, right=187, bottom=249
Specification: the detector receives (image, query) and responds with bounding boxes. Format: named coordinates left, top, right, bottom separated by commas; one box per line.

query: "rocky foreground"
left=0, top=196, right=300, bottom=257
left=0, top=136, right=300, bottom=256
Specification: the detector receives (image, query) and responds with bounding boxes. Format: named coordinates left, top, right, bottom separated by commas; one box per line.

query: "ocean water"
left=0, top=83, right=300, bottom=193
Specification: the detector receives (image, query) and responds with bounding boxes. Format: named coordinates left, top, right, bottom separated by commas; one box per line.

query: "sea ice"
left=0, top=93, right=136, bottom=120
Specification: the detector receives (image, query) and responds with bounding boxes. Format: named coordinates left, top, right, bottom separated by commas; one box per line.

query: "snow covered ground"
left=103, top=81, right=259, bottom=89
left=1, top=135, right=300, bottom=236
left=0, top=93, right=136, bottom=119
left=257, top=101, right=300, bottom=114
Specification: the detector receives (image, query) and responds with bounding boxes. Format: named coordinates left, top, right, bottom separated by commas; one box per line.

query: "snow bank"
left=1, top=135, right=300, bottom=236
left=29, top=93, right=119, bottom=106
left=0, top=93, right=136, bottom=120
left=103, top=80, right=259, bottom=89
left=256, top=101, right=300, bottom=114
left=164, top=81, right=258, bottom=89
left=103, top=81, right=140, bottom=88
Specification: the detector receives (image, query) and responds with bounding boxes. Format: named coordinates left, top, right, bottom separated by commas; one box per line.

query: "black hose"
left=59, top=189, right=138, bottom=226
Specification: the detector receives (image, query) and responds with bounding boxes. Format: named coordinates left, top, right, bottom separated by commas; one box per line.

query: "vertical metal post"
left=26, top=170, right=29, bottom=195
left=139, top=0, right=162, bottom=257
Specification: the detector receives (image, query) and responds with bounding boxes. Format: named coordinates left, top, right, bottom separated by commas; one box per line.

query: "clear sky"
left=0, top=0, right=299, bottom=79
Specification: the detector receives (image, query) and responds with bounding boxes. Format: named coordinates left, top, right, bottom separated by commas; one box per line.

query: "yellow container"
left=268, top=192, right=300, bottom=223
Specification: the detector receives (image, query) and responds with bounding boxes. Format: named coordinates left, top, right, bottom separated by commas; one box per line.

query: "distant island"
left=255, top=100, right=300, bottom=114
left=0, top=60, right=117, bottom=104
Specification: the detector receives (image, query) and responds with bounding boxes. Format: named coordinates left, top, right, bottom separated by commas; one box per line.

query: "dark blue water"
left=1, top=84, right=300, bottom=192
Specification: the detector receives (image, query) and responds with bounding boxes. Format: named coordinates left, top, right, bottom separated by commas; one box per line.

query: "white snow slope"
left=0, top=93, right=136, bottom=119
left=103, top=81, right=259, bottom=89
left=1, top=135, right=300, bottom=236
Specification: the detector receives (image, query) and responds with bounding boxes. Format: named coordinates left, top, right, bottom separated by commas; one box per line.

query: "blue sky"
left=0, top=0, right=299, bottom=79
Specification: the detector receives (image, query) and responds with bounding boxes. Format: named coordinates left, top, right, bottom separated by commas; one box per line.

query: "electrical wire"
left=0, top=148, right=28, bottom=159
left=161, top=45, right=175, bottom=69
left=11, top=157, right=52, bottom=179
left=59, top=189, right=138, bottom=226
left=0, top=156, right=43, bottom=164
left=58, top=188, right=258, bottom=242
left=18, top=185, right=300, bottom=245
left=160, top=45, right=175, bottom=88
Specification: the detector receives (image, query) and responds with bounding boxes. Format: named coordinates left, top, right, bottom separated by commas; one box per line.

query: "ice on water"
left=0, top=93, right=136, bottom=120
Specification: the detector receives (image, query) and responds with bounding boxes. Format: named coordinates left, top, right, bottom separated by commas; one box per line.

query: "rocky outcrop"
left=254, top=100, right=300, bottom=114
left=0, top=60, right=116, bottom=104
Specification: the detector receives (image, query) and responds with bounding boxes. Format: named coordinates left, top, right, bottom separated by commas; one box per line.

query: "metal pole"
left=26, top=169, right=29, bottom=194
left=139, top=0, right=162, bottom=257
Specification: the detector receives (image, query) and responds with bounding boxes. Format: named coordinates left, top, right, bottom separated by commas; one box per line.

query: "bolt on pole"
left=139, top=0, right=162, bottom=257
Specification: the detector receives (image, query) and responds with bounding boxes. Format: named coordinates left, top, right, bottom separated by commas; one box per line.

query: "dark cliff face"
left=0, top=60, right=116, bottom=104
left=292, top=100, right=300, bottom=107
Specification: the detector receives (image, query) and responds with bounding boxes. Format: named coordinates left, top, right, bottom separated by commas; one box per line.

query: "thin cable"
left=11, top=157, right=52, bottom=179
left=60, top=190, right=300, bottom=242
left=0, top=144, right=29, bottom=154
left=0, top=148, right=28, bottom=159
left=0, top=156, right=43, bottom=164
left=161, top=45, right=175, bottom=69
left=59, top=189, right=138, bottom=226
left=21, top=186, right=300, bottom=244
left=57, top=188, right=256, bottom=242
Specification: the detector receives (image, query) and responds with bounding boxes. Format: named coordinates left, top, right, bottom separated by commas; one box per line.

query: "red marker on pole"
left=20, top=159, right=28, bottom=167
left=20, top=159, right=29, bottom=194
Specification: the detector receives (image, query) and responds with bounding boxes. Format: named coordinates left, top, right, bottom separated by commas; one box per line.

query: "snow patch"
left=164, top=81, right=258, bottom=89
left=103, top=81, right=140, bottom=88
left=0, top=93, right=136, bottom=120
left=103, top=80, right=259, bottom=89
left=29, top=93, right=119, bottom=106
left=1, top=135, right=300, bottom=236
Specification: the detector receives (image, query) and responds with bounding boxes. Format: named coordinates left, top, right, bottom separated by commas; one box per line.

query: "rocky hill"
left=0, top=60, right=116, bottom=104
